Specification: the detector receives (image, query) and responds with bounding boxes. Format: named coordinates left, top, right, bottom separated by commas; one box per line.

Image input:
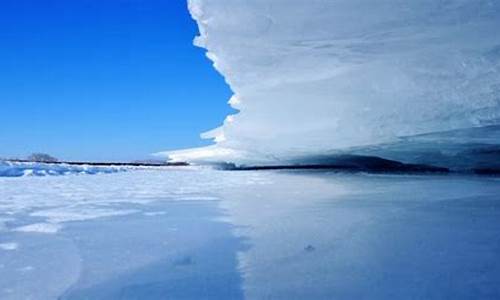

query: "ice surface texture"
left=0, top=161, right=124, bottom=177
left=165, top=0, right=500, bottom=165
left=1, top=170, right=500, bottom=299
left=0, top=169, right=260, bottom=299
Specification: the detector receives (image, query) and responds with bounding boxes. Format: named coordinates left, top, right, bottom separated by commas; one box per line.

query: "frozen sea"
left=1, top=168, right=500, bottom=299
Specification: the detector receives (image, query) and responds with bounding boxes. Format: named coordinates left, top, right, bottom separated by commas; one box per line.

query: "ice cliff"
left=165, top=0, right=500, bottom=166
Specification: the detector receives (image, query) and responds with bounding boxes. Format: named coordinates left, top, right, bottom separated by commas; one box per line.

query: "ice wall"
left=170, top=0, right=500, bottom=164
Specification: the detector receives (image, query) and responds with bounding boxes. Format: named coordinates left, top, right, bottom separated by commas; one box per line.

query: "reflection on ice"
left=1, top=169, right=499, bottom=299
left=219, top=172, right=500, bottom=299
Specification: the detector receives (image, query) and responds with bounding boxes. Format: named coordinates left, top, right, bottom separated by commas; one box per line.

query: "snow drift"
left=165, top=0, right=500, bottom=166
left=0, top=161, right=124, bottom=177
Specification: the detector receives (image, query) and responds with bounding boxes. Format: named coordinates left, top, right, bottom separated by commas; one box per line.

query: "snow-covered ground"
left=0, top=161, right=125, bottom=177
left=1, top=168, right=499, bottom=299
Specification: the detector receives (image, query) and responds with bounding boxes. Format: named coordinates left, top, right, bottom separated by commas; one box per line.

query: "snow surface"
left=0, top=243, right=18, bottom=251
left=1, top=169, right=500, bottom=299
left=162, top=0, right=500, bottom=165
left=0, top=161, right=125, bottom=177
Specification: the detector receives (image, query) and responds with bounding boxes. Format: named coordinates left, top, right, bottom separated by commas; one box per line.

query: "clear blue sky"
left=0, top=0, right=232, bottom=162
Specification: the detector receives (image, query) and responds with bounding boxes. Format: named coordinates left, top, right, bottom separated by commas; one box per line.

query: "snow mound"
left=13, top=223, right=62, bottom=234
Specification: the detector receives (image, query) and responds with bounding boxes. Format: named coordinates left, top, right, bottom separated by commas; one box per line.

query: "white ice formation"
left=165, top=1, right=500, bottom=165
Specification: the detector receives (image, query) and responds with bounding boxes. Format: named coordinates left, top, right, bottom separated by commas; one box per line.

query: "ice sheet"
left=1, top=169, right=499, bottom=299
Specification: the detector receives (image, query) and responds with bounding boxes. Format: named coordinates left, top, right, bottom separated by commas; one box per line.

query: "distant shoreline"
left=3, top=159, right=190, bottom=167
left=3, top=157, right=499, bottom=176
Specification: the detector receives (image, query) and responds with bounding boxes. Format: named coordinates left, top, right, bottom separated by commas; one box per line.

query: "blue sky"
left=0, top=0, right=232, bottom=161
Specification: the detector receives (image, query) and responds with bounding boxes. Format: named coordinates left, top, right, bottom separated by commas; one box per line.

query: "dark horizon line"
left=3, top=159, right=189, bottom=167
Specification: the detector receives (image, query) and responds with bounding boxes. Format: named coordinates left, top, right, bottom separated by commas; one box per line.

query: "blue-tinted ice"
left=1, top=169, right=499, bottom=299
